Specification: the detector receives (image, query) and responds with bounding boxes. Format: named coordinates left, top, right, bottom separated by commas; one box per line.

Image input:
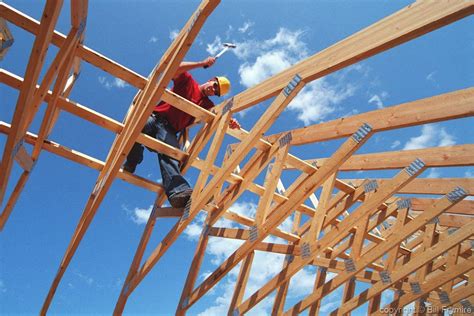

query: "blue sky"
left=1, top=0, right=473, bottom=315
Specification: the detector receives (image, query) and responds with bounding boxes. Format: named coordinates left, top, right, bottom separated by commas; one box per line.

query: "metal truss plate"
left=404, top=158, right=425, bottom=176
left=396, top=199, right=412, bottom=209
left=438, top=290, right=451, bottom=305
left=364, top=180, right=378, bottom=193
left=351, top=123, right=372, bottom=143
left=379, top=270, right=392, bottom=285
left=283, top=74, right=302, bottom=97
left=301, top=242, right=311, bottom=259
left=249, top=225, right=258, bottom=242
left=181, top=199, right=192, bottom=221
left=222, top=97, right=234, bottom=114
left=279, top=132, right=292, bottom=147
left=410, top=282, right=422, bottom=294
left=446, top=186, right=467, bottom=203
left=460, top=299, right=473, bottom=312
left=344, top=258, right=356, bottom=273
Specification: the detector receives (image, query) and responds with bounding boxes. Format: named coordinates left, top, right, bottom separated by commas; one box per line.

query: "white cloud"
left=390, top=140, right=401, bottom=149
left=169, top=29, right=179, bottom=41
left=149, top=36, right=159, bottom=43
left=123, top=204, right=152, bottom=225
left=228, top=27, right=360, bottom=124
left=465, top=170, right=474, bottom=178
left=0, top=279, right=6, bottom=293
left=368, top=92, right=388, bottom=109
left=403, top=124, right=456, bottom=150
left=426, top=168, right=441, bottom=178
left=238, top=21, right=254, bottom=34
left=236, top=28, right=307, bottom=88
left=206, top=36, right=223, bottom=56
left=239, top=51, right=292, bottom=88
left=287, top=79, right=356, bottom=125
left=98, top=76, right=128, bottom=90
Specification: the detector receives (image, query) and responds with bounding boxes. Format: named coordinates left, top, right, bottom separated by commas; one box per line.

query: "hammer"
left=204, top=42, right=237, bottom=68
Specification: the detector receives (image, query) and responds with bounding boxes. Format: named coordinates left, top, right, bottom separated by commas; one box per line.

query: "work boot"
left=123, top=161, right=136, bottom=173
left=168, top=189, right=193, bottom=208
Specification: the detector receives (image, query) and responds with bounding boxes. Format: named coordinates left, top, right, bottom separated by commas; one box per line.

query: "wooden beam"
left=228, top=2, right=474, bottom=113
left=266, top=88, right=474, bottom=145
left=42, top=2, right=219, bottom=313
left=283, top=189, right=468, bottom=315
left=1, top=68, right=357, bottom=198
left=411, top=199, right=474, bottom=216
left=334, top=222, right=474, bottom=315
left=0, top=0, right=63, bottom=205
left=374, top=260, right=474, bottom=315
left=236, top=161, right=426, bottom=314
left=308, top=145, right=474, bottom=171
left=0, top=122, right=162, bottom=191
left=188, top=124, right=374, bottom=310
left=344, top=178, right=474, bottom=196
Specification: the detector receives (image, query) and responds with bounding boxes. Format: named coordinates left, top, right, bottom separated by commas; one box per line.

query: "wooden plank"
left=188, top=124, right=374, bottom=309
left=344, top=178, right=474, bottom=196
left=175, top=214, right=212, bottom=316
left=229, top=251, right=255, bottom=314
left=254, top=137, right=290, bottom=226
left=43, top=2, right=219, bottom=313
left=308, top=145, right=474, bottom=171
left=373, top=260, right=474, bottom=315
left=228, top=2, right=474, bottom=113
left=236, top=162, right=426, bottom=314
left=335, top=222, right=474, bottom=315
left=0, top=122, right=163, bottom=193
left=130, top=96, right=307, bottom=307
left=1, top=68, right=357, bottom=197
left=267, top=88, right=474, bottom=145
left=411, top=198, right=474, bottom=216
left=0, top=0, right=63, bottom=205
left=283, top=189, right=468, bottom=315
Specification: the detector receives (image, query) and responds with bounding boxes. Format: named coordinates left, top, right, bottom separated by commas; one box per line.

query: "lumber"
left=0, top=0, right=63, bottom=205
left=266, top=88, right=474, bottom=145
left=308, top=145, right=474, bottom=171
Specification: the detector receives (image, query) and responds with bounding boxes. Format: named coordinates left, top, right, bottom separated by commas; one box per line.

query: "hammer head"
left=223, top=43, right=237, bottom=48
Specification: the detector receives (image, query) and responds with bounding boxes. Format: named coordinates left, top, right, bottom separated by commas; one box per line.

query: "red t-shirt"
left=154, top=72, right=214, bottom=132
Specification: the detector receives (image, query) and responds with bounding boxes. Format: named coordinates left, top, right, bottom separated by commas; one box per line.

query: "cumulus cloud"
left=169, top=29, right=179, bottom=41
left=212, top=27, right=361, bottom=124
left=403, top=124, right=456, bottom=150
left=122, top=204, right=152, bottom=225
left=288, top=79, right=356, bottom=125
left=368, top=91, right=388, bottom=109
left=98, top=76, right=128, bottom=89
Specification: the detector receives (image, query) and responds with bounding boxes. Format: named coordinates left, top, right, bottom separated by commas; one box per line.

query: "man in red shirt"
left=124, top=57, right=240, bottom=208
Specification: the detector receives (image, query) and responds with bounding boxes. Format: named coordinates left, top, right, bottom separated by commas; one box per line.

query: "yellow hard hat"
left=215, top=76, right=230, bottom=96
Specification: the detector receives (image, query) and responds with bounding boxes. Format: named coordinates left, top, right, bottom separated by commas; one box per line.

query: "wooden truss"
left=1, top=0, right=473, bottom=314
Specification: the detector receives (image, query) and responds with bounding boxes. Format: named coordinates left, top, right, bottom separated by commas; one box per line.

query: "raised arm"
left=173, top=57, right=216, bottom=79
